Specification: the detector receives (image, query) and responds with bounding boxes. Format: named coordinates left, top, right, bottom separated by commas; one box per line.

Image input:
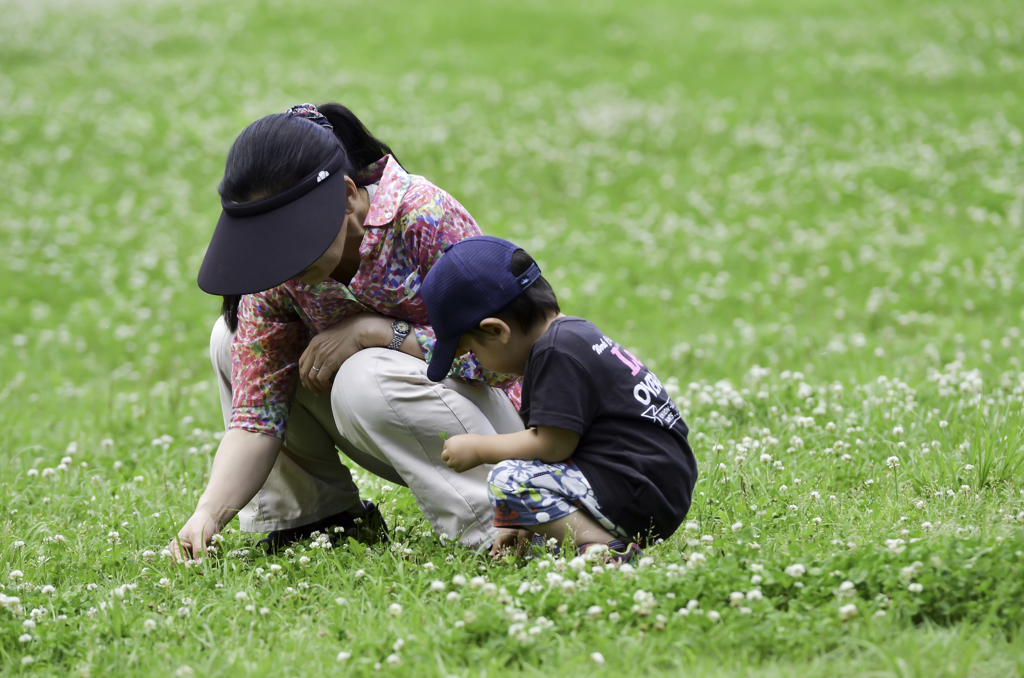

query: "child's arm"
left=441, top=427, right=580, bottom=473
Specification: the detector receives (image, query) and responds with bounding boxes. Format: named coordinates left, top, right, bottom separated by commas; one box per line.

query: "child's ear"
left=477, top=317, right=512, bottom=344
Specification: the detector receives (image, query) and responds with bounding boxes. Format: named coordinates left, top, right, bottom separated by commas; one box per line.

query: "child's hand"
left=441, top=434, right=484, bottom=472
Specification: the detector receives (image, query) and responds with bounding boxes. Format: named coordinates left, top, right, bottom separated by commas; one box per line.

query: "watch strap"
left=388, top=320, right=411, bottom=350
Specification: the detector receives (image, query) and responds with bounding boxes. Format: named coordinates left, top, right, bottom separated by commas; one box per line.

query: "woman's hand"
left=299, top=313, right=389, bottom=396
left=441, top=434, right=485, bottom=472
left=168, top=510, right=219, bottom=565
left=299, top=313, right=423, bottom=396
left=167, top=429, right=282, bottom=565
left=489, top=528, right=534, bottom=559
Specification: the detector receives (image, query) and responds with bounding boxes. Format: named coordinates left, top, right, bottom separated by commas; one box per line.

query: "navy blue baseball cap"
left=421, top=236, right=542, bottom=382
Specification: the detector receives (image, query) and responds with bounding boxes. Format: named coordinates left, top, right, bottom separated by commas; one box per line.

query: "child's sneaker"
left=578, top=540, right=642, bottom=564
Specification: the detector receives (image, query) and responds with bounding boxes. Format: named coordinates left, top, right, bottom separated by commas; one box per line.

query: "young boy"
left=421, top=236, right=698, bottom=561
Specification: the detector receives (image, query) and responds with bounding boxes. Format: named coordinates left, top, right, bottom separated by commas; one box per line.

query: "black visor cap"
left=197, top=147, right=349, bottom=296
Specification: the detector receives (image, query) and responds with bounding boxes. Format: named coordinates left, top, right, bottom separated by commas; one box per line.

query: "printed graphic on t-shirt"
left=594, top=336, right=682, bottom=431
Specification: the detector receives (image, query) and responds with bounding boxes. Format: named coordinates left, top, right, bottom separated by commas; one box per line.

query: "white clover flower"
left=751, top=574, right=763, bottom=585
left=386, top=653, right=401, bottom=666
left=838, top=604, right=858, bottom=621
left=244, top=604, right=255, bottom=612
left=886, top=456, right=900, bottom=469
left=939, top=420, right=948, bottom=428
left=10, top=570, right=24, bottom=582
left=729, top=592, right=744, bottom=607
left=587, top=605, right=603, bottom=619
left=700, top=535, right=714, bottom=544
left=19, top=633, right=33, bottom=643
left=785, top=564, right=806, bottom=578
left=143, top=618, right=157, bottom=632
left=336, top=651, right=351, bottom=662
left=259, top=607, right=269, bottom=615
left=429, top=580, right=446, bottom=592
left=908, top=583, right=923, bottom=593
left=921, top=522, right=933, bottom=530
left=746, top=589, right=763, bottom=601
left=22, top=619, right=36, bottom=630
left=469, top=576, right=486, bottom=588
left=177, top=607, right=190, bottom=618
left=354, top=570, right=365, bottom=578
left=839, top=581, right=856, bottom=593
left=393, top=638, right=404, bottom=652
left=21, top=657, right=34, bottom=666
left=234, top=592, right=247, bottom=601
left=685, top=521, right=698, bottom=531
left=452, top=574, right=467, bottom=587
left=707, top=610, right=721, bottom=622
left=760, top=454, right=773, bottom=464
left=298, top=556, right=310, bottom=565
left=388, top=603, right=403, bottom=617
left=591, top=652, right=605, bottom=666
left=446, top=591, right=461, bottom=602
left=40, top=585, right=56, bottom=596
left=731, top=521, right=743, bottom=533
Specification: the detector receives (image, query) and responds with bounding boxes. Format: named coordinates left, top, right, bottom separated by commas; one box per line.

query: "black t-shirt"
left=520, top=317, right=698, bottom=542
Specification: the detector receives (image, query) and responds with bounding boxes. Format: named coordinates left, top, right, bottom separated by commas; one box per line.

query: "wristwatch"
left=388, top=320, right=412, bottom=350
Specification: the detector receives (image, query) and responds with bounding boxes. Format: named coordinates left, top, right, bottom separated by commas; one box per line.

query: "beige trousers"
left=210, top=317, right=524, bottom=549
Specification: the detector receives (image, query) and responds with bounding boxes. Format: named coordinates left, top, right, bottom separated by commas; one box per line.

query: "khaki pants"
left=210, top=317, right=524, bottom=549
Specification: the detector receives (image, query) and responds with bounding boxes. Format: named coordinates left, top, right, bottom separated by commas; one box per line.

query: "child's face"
left=457, top=320, right=532, bottom=377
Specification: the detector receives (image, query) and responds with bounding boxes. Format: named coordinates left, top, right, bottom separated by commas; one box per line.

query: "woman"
left=169, top=103, right=525, bottom=560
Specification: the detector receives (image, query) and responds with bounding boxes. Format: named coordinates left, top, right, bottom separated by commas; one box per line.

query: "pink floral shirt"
left=230, top=155, right=521, bottom=438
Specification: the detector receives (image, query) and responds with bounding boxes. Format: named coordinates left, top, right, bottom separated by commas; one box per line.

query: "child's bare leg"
left=529, top=509, right=616, bottom=547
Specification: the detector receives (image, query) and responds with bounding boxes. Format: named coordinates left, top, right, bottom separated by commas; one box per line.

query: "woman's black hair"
left=469, top=249, right=560, bottom=335
left=218, top=104, right=398, bottom=332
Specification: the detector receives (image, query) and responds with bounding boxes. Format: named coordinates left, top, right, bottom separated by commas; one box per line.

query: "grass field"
left=2, top=0, right=1024, bottom=675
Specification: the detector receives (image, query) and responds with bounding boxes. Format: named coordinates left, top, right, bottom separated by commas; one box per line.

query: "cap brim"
left=197, top=173, right=348, bottom=296
left=427, top=335, right=461, bottom=383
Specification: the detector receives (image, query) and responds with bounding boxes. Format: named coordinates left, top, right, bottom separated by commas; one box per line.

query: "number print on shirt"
left=593, top=335, right=682, bottom=430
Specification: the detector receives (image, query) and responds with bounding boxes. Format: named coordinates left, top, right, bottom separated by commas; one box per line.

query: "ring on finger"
left=311, top=366, right=321, bottom=373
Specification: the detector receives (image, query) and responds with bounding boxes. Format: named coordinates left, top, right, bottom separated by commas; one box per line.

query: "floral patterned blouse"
left=230, top=155, right=521, bottom=438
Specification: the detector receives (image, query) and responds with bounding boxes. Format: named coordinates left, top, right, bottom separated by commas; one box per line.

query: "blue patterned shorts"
left=487, top=459, right=629, bottom=541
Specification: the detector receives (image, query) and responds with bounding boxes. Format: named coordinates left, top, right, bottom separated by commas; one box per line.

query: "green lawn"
left=2, top=0, right=1023, bottom=675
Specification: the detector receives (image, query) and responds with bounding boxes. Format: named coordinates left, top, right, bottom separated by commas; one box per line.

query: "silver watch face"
left=394, top=320, right=411, bottom=333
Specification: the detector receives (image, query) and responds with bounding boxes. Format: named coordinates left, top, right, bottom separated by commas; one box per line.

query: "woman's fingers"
left=168, top=535, right=191, bottom=563
left=299, top=341, right=327, bottom=392
left=312, top=356, right=337, bottom=391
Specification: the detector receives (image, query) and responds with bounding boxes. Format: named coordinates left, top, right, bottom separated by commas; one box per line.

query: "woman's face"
left=296, top=176, right=364, bottom=285
left=297, top=224, right=346, bottom=285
